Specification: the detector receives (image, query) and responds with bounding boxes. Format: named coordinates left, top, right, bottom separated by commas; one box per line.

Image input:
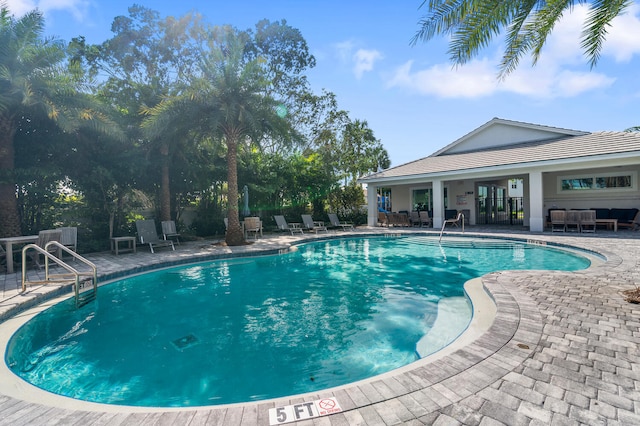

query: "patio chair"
left=565, top=210, right=580, bottom=232
left=274, top=215, right=303, bottom=235
left=409, top=211, right=421, bottom=227
left=632, top=211, right=640, bottom=231
left=0, top=244, right=8, bottom=272
left=243, top=217, right=263, bottom=240
left=438, top=212, right=464, bottom=242
left=550, top=210, right=566, bottom=232
left=136, top=220, right=175, bottom=253
left=30, top=229, right=63, bottom=268
left=57, top=226, right=77, bottom=251
left=301, top=214, right=328, bottom=233
left=388, top=212, right=410, bottom=227
left=377, top=212, right=388, bottom=227
left=328, top=213, right=354, bottom=231
left=443, top=212, right=464, bottom=229
left=419, top=211, right=432, bottom=227
left=579, top=210, right=596, bottom=233
left=161, top=220, right=181, bottom=245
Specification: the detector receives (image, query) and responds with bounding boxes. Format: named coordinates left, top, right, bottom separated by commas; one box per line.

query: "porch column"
left=432, top=179, right=444, bottom=228
left=367, top=184, right=378, bottom=227
left=529, top=171, right=544, bottom=232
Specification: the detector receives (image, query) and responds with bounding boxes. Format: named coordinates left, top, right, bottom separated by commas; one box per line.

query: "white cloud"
left=387, top=54, right=615, bottom=100
left=602, top=4, right=640, bottom=62
left=332, top=41, right=383, bottom=79
left=387, top=60, right=498, bottom=98
left=5, top=0, right=90, bottom=21
left=353, top=49, right=383, bottom=79
left=541, top=3, right=640, bottom=64
left=5, top=0, right=37, bottom=16
left=387, top=3, right=622, bottom=100
left=334, top=40, right=356, bottom=63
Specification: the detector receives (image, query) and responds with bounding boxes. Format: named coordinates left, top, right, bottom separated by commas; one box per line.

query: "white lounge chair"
left=301, top=214, right=328, bottom=233
left=274, top=215, right=303, bottom=235
left=136, top=220, right=175, bottom=253
left=439, top=212, right=465, bottom=242
left=328, top=213, right=354, bottom=231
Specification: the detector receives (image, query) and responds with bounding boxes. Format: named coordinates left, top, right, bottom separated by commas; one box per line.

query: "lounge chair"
left=327, top=213, right=354, bottom=231
left=442, top=212, right=464, bottom=229
left=438, top=212, right=465, bottom=242
left=161, top=220, right=181, bottom=245
left=136, top=220, right=175, bottom=253
left=419, top=211, right=432, bottom=227
left=301, top=214, right=328, bottom=233
left=274, top=215, right=303, bottom=235
left=243, top=217, right=263, bottom=240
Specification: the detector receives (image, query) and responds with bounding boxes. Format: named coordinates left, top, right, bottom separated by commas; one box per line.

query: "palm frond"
left=582, top=0, right=631, bottom=68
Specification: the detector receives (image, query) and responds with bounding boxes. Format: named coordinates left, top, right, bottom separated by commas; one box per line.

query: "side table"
left=111, top=236, right=137, bottom=255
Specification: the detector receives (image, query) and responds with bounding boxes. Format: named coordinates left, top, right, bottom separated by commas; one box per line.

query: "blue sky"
left=6, top=0, right=640, bottom=166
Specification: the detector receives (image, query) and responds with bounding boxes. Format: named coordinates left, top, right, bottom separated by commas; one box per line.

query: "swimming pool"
left=5, top=236, right=590, bottom=407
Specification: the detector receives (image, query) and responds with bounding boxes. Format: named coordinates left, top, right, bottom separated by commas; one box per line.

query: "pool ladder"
left=22, top=241, right=98, bottom=308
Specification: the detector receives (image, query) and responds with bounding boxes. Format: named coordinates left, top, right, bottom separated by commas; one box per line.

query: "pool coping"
left=0, top=228, right=635, bottom=425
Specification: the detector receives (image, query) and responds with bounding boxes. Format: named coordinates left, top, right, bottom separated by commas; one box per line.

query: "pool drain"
left=172, top=333, right=199, bottom=350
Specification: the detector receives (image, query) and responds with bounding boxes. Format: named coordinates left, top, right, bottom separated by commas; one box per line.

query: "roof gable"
left=431, top=117, right=589, bottom=156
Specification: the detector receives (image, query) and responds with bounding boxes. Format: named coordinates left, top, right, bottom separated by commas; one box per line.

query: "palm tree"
left=0, top=6, right=119, bottom=237
left=142, top=27, right=295, bottom=245
left=413, top=0, right=633, bottom=78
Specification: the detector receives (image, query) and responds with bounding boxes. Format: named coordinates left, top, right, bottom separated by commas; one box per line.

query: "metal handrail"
left=22, top=241, right=98, bottom=307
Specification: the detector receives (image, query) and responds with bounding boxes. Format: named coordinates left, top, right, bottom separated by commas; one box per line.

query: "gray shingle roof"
left=361, top=131, right=640, bottom=182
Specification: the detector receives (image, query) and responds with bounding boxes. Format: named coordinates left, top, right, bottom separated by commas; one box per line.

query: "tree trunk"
left=225, top=130, right=245, bottom=246
left=159, top=142, right=171, bottom=222
left=0, top=115, right=22, bottom=237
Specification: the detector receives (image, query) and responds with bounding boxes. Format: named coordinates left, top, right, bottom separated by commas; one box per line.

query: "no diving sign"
left=268, top=397, right=342, bottom=425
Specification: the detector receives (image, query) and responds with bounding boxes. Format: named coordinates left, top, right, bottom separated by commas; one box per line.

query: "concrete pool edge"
left=0, top=231, right=612, bottom=424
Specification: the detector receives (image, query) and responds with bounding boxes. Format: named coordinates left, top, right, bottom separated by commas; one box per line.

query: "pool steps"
left=21, top=241, right=98, bottom=308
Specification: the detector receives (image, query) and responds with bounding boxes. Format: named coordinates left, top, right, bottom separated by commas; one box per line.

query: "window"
left=411, top=187, right=449, bottom=211
left=559, top=172, right=635, bottom=192
left=561, top=178, right=593, bottom=190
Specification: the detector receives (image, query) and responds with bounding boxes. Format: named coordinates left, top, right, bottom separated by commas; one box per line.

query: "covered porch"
left=361, top=119, right=640, bottom=233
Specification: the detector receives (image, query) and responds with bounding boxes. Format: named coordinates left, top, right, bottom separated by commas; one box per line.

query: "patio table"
left=0, top=235, right=39, bottom=274
left=595, top=218, right=617, bottom=232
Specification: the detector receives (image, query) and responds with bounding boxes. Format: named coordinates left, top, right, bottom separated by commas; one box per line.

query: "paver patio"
left=0, top=227, right=639, bottom=425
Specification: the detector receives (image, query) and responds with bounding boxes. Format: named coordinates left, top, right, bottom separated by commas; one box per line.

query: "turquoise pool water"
left=5, top=236, right=590, bottom=407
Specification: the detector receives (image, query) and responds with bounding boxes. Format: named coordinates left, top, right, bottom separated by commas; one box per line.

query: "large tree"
left=0, top=6, right=117, bottom=237
left=83, top=6, right=208, bottom=222
left=142, top=27, right=298, bottom=245
left=413, top=0, right=633, bottom=77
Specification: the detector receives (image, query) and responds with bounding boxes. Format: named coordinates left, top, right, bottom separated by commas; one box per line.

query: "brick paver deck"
left=0, top=227, right=639, bottom=425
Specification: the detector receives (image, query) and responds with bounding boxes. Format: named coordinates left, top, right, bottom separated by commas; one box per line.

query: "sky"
left=6, top=0, right=640, bottom=167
